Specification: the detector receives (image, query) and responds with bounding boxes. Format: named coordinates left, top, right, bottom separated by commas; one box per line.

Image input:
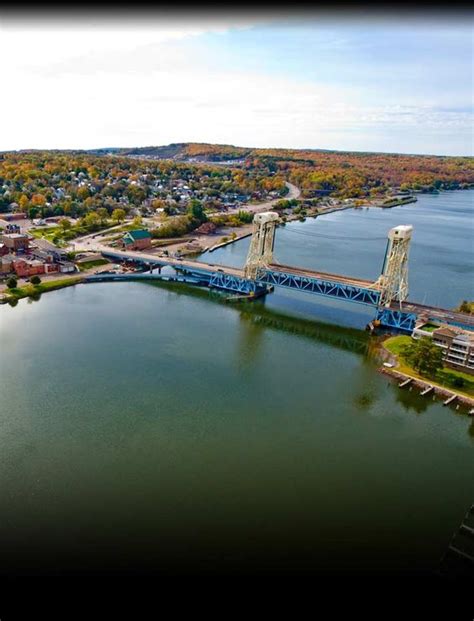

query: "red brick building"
left=12, top=258, right=53, bottom=277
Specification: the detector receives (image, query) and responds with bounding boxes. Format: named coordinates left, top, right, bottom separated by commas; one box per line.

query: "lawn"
left=77, top=259, right=109, bottom=271
left=383, top=335, right=474, bottom=397
left=418, top=323, right=439, bottom=333
left=30, top=220, right=116, bottom=245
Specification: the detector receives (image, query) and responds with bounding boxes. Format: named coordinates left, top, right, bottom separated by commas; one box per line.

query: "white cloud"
left=0, top=19, right=472, bottom=155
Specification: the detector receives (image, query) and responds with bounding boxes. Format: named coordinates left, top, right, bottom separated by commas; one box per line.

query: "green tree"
left=96, top=207, right=109, bottom=224
left=6, top=277, right=17, bottom=289
left=236, top=210, right=253, bottom=224
left=82, top=212, right=100, bottom=230
left=59, top=218, right=72, bottom=231
left=187, top=199, right=206, bottom=223
left=457, top=300, right=473, bottom=314
left=30, top=275, right=41, bottom=285
left=401, top=337, right=445, bottom=378
left=112, top=208, right=126, bottom=223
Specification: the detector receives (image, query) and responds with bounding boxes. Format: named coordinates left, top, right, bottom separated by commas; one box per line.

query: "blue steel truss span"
left=255, top=268, right=381, bottom=306
left=208, top=272, right=264, bottom=295
left=99, top=250, right=472, bottom=335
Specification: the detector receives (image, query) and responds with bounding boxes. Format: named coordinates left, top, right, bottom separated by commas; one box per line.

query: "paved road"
left=401, top=301, right=474, bottom=328
left=218, top=182, right=300, bottom=216
left=269, top=262, right=378, bottom=288
left=100, top=248, right=246, bottom=278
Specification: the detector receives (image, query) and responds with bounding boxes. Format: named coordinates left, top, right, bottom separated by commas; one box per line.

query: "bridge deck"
left=269, top=262, right=378, bottom=289
left=101, top=248, right=473, bottom=331
left=101, top=248, right=246, bottom=278
left=399, top=301, right=474, bottom=329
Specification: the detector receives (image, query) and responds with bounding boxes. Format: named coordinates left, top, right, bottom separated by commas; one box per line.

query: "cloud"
left=0, top=18, right=472, bottom=155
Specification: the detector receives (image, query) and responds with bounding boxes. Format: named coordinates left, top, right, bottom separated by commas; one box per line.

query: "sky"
left=0, top=10, right=473, bottom=156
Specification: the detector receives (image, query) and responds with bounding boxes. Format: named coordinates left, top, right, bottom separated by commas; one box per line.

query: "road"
left=269, top=262, right=378, bottom=289
left=400, top=301, right=474, bottom=328
left=100, top=248, right=247, bottom=278
left=210, top=182, right=300, bottom=216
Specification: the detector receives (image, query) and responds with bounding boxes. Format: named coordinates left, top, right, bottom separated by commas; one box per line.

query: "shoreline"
left=0, top=275, right=85, bottom=305
left=378, top=336, right=474, bottom=410
left=379, top=366, right=474, bottom=411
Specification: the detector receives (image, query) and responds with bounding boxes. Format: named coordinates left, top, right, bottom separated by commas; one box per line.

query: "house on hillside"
left=120, top=229, right=152, bottom=251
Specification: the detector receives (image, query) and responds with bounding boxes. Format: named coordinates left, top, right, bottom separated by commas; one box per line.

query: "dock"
left=379, top=367, right=474, bottom=411
left=443, top=394, right=457, bottom=406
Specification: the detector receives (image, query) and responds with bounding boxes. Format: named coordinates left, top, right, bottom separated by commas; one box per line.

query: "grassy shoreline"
left=0, top=276, right=84, bottom=304
left=382, top=335, right=474, bottom=398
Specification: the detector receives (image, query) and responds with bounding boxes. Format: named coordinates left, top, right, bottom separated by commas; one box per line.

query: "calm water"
left=0, top=191, right=473, bottom=576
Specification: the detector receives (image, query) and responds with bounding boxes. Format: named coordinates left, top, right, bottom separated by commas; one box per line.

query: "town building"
left=2, top=211, right=26, bottom=221
left=33, top=238, right=68, bottom=261
left=0, top=254, right=15, bottom=273
left=431, top=327, right=474, bottom=375
left=121, top=229, right=152, bottom=251
left=413, top=322, right=474, bottom=375
left=12, top=258, right=55, bottom=277
left=1, top=233, right=30, bottom=252
left=57, top=261, right=76, bottom=273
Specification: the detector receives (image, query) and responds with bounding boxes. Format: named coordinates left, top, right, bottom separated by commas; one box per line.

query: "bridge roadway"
left=100, top=248, right=474, bottom=332
left=101, top=247, right=246, bottom=278
left=102, top=248, right=378, bottom=287
left=268, top=262, right=378, bottom=289
left=400, top=301, right=474, bottom=330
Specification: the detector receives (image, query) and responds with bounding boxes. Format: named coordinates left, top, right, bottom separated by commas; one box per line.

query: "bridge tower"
left=244, top=211, right=280, bottom=279
left=377, top=224, right=413, bottom=307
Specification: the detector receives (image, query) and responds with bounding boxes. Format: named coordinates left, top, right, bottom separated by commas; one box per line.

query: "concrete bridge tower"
left=244, top=211, right=280, bottom=279
left=378, top=224, right=413, bottom=307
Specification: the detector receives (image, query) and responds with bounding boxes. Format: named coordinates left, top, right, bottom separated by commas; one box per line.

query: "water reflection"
left=354, top=392, right=376, bottom=410
left=236, top=312, right=265, bottom=371
left=394, top=385, right=433, bottom=415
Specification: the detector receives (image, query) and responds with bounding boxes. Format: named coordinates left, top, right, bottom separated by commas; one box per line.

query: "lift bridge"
left=99, top=211, right=474, bottom=334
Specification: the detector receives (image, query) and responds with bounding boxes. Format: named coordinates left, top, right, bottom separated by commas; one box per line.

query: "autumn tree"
left=112, top=208, right=126, bottom=223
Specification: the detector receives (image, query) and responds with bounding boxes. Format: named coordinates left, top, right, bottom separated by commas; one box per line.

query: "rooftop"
left=124, top=229, right=151, bottom=241
left=2, top=233, right=28, bottom=239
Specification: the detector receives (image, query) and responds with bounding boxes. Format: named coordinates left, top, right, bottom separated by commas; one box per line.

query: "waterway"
left=0, top=190, right=473, bottom=576
left=201, top=189, right=474, bottom=329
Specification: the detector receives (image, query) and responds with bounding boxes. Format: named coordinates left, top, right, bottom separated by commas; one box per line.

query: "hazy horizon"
left=1, top=9, right=473, bottom=156
left=2, top=141, right=472, bottom=159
